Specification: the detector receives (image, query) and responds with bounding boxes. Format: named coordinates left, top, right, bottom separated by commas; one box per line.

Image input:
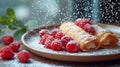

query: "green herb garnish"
left=0, top=8, right=39, bottom=40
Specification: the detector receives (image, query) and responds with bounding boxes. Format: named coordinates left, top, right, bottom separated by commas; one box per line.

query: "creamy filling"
left=87, top=43, right=96, bottom=49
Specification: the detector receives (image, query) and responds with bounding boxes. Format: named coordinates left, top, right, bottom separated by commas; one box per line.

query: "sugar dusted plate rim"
left=21, top=23, right=120, bottom=62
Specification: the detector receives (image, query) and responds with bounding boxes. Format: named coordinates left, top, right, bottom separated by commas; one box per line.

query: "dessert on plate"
left=39, top=18, right=119, bottom=52
left=60, top=21, right=99, bottom=51
left=93, top=25, right=118, bottom=48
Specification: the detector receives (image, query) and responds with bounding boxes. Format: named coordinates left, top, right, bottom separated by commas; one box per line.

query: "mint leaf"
left=13, top=20, right=25, bottom=27
left=8, top=23, right=17, bottom=30
left=0, top=16, right=9, bottom=25
left=8, top=20, right=25, bottom=30
left=6, top=8, right=15, bottom=19
left=25, top=20, right=39, bottom=29
left=14, top=26, right=27, bottom=40
left=0, top=8, right=29, bottom=40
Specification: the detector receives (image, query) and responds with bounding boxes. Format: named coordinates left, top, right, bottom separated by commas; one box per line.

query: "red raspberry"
left=50, top=29, right=59, bottom=37
left=9, top=42, right=21, bottom=52
left=44, top=36, right=55, bottom=49
left=0, top=48, right=2, bottom=53
left=84, top=24, right=96, bottom=35
left=66, top=40, right=79, bottom=53
left=0, top=48, right=3, bottom=56
left=17, top=50, right=30, bottom=63
left=0, top=47, right=4, bottom=53
left=75, top=18, right=82, bottom=25
left=61, top=35, right=72, bottom=47
left=0, top=46, right=14, bottom=59
left=75, top=18, right=92, bottom=29
left=55, top=32, right=65, bottom=39
left=51, top=39, right=64, bottom=51
left=39, top=29, right=49, bottom=37
left=2, top=35, right=14, bottom=45
left=39, top=34, right=50, bottom=45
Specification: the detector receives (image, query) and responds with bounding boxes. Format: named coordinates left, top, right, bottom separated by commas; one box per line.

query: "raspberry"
left=55, top=32, right=65, bottom=39
left=0, top=46, right=14, bottom=59
left=0, top=48, right=2, bottom=53
left=39, top=34, right=50, bottom=45
left=0, top=48, right=3, bottom=56
left=51, top=39, right=64, bottom=51
left=17, top=50, right=30, bottom=63
left=66, top=40, right=79, bottom=53
left=75, top=18, right=92, bottom=29
left=9, top=42, right=21, bottom=52
left=0, top=47, right=4, bottom=53
left=61, top=35, right=72, bottom=47
left=75, top=18, right=83, bottom=26
left=84, top=24, right=96, bottom=35
left=2, top=35, right=14, bottom=45
left=50, top=29, right=59, bottom=37
left=39, top=29, right=49, bottom=37
left=44, top=36, right=55, bottom=49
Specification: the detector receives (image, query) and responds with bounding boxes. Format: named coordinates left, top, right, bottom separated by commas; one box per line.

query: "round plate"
left=21, top=24, right=120, bottom=62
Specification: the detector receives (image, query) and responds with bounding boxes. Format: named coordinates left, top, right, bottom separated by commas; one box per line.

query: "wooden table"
left=0, top=40, right=120, bottom=67
left=0, top=43, right=120, bottom=67
left=0, top=23, right=120, bottom=67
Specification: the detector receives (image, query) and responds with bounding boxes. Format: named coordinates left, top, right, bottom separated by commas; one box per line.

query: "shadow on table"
left=30, top=52, right=120, bottom=67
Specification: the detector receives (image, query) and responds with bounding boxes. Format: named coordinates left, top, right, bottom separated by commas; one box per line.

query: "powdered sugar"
left=93, top=25, right=108, bottom=34
left=67, top=40, right=78, bottom=45
left=97, top=24, right=120, bottom=37
left=25, top=33, right=120, bottom=56
left=22, top=24, right=120, bottom=58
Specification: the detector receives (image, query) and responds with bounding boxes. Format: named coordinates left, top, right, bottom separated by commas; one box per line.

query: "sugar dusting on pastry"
left=26, top=34, right=120, bottom=56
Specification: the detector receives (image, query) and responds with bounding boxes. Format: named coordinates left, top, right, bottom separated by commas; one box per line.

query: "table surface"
left=1, top=44, right=120, bottom=67
left=0, top=23, right=120, bottom=67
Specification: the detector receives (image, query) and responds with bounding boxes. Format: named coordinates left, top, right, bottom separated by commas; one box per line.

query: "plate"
left=21, top=23, right=120, bottom=62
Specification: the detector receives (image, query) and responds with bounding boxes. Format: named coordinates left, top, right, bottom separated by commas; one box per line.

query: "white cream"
left=87, top=43, right=96, bottom=49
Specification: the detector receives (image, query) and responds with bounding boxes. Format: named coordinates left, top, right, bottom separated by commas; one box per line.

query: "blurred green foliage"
left=0, top=8, right=39, bottom=40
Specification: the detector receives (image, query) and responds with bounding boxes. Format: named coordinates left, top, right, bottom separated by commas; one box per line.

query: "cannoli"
left=93, top=25, right=118, bottom=48
left=60, top=22, right=99, bottom=51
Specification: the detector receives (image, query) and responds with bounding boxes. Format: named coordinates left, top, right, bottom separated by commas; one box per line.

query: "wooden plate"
left=21, top=23, right=120, bottom=62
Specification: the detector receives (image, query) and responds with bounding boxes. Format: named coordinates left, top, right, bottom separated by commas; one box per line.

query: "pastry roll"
left=93, top=25, right=118, bottom=48
left=60, top=22, right=99, bottom=51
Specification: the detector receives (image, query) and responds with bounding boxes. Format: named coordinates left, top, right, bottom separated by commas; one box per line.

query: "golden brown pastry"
left=60, top=21, right=99, bottom=51
left=93, top=25, right=118, bottom=48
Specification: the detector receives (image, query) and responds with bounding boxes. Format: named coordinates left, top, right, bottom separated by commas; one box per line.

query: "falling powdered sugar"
left=25, top=33, right=120, bottom=56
